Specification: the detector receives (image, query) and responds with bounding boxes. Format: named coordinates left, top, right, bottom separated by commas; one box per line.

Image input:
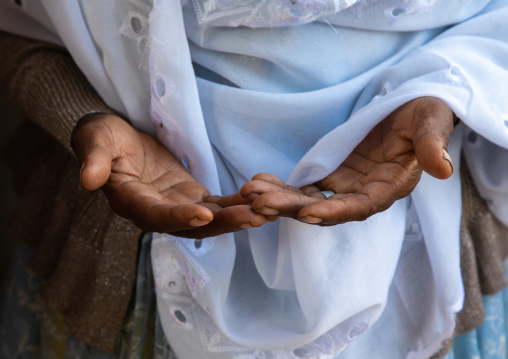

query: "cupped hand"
left=72, top=114, right=271, bottom=238
left=239, top=97, right=456, bottom=225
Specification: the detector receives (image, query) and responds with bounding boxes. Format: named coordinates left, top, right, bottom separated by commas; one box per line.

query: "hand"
left=240, top=97, right=455, bottom=225
left=72, top=114, right=271, bottom=238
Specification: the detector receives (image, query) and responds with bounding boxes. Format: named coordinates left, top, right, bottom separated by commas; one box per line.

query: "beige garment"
left=432, top=157, right=508, bottom=358
left=0, top=31, right=143, bottom=353
left=456, top=156, right=508, bottom=332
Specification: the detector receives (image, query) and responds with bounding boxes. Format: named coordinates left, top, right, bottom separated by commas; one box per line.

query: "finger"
left=250, top=173, right=287, bottom=187
left=173, top=205, right=272, bottom=239
left=411, top=98, right=455, bottom=180
left=214, top=205, right=272, bottom=228
left=205, top=193, right=251, bottom=207
left=72, top=115, right=118, bottom=191
left=251, top=191, right=321, bottom=218
left=136, top=198, right=214, bottom=233
left=241, top=174, right=290, bottom=201
left=105, top=184, right=214, bottom=232
left=241, top=179, right=299, bottom=198
left=297, top=193, right=378, bottom=224
left=301, top=184, right=327, bottom=198
left=298, top=171, right=420, bottom=225
left=80, top=144, right=114, bottom=190
left=414, top=134, right=454, bottom=180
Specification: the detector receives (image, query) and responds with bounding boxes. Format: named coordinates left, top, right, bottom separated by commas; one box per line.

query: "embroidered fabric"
left=3, top=1, right=508, bottom=359
left=350, top=0, right=436, bottom=23
left=151, top=200, right=428, bottom=359
left=191, top=0, right=357, bottom=27
left=152, top=235, right=374, bottom=358
left=189, top=0, right=440, bottom=28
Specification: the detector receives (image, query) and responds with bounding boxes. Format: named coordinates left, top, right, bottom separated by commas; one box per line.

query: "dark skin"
left=72, top=114, right=273, bottom=239
left=209, top=96, right=455, bottom=225
left=71, top=96, right=454, bottom=236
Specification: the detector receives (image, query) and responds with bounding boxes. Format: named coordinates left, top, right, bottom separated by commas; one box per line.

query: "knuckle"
left=252, top=173, right=271, bottom=181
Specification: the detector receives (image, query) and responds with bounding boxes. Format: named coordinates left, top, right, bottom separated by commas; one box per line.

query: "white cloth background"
left=2, top=0, right=508, bottom=358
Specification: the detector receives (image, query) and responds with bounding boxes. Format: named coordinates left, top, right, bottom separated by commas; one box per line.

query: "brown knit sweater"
left=431, top=157, right=508, bottom=358
left=0, top=30, right=507, bottom=358
left=0, top=31, right=143, bottom=353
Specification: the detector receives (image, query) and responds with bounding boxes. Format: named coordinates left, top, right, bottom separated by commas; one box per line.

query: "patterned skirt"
left=1, top=233, right=507, bottom=359
left=0, top=233, right=177, bottom=359
left=441, top=269, right=508, bottom=359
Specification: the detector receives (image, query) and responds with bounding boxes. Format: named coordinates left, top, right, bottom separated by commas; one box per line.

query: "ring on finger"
left=320, top=190, right=335, bottom=198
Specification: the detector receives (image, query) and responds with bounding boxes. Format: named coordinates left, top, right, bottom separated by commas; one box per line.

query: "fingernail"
left=189, top=218, right=210, bottom=227
left=298, top=215, right=323, bottom=224
left=442, top=149, right=454, bottom=174
left=253, top=206, right=280, bottom=216
left=240, top=223, right=255, bottom=229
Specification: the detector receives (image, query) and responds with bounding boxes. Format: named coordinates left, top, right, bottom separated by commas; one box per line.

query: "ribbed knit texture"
left=0, top=31, right=143, bottom=353
left=0, top=31, right=114, bottom=152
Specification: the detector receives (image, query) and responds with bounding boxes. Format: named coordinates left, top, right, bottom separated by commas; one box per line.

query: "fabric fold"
left=2, top=0, right=508, bottom=358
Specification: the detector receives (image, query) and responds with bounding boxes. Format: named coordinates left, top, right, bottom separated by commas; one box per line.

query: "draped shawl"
left=2, top=0, right=508, bottom=358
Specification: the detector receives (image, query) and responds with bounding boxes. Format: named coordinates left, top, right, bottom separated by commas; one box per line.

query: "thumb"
left=79, top=144, right=114, bottom=190
left=72, top=115, right=117, bottom=191
left=411, top=97, right=455, bottom=180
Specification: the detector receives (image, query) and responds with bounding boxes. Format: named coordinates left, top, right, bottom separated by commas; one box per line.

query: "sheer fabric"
left=2, top=0, right=508, bottom=358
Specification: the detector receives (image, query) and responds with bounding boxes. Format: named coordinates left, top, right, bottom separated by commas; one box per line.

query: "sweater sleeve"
left=0, top=30, right=143, bottom=353
left=0, top=30, right=115, bottom=152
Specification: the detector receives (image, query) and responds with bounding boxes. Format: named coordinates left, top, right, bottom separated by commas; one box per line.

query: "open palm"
left=72, top=114, right=270, bottom=238
left=239, top=97, right=455, bottom=225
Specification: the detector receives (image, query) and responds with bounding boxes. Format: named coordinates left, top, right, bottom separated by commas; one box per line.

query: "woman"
left=1, top=0, right=508, bottom=358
